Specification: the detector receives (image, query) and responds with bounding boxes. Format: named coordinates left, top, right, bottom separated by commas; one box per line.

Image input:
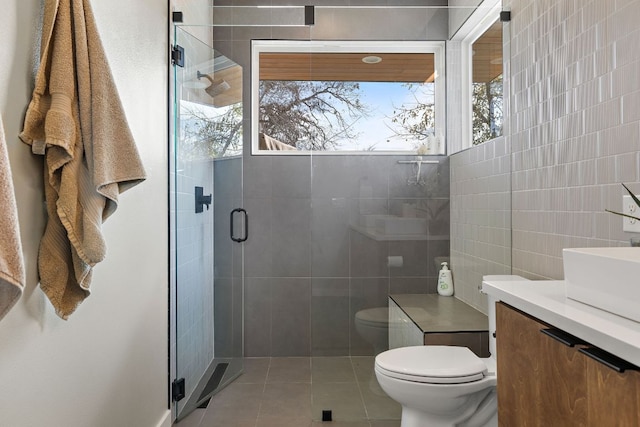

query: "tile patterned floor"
left=176, top=357, right=401, bottom=427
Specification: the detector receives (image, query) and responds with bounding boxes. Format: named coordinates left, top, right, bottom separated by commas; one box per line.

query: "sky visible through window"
left=330, top=81, right=435, bottom=151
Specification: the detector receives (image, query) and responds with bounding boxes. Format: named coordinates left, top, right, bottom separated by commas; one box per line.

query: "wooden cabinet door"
left=585, top=355, right=640, bottom=426
left=538, top=329, right=588, bottom=426
left=496, top=302, right=547, bottom=426
left=496, top=303, right=588, bottom=426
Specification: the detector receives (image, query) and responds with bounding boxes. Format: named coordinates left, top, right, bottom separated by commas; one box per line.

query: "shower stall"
left=170, top=24, right=245, bottom=420
left=167, top=2, right=501, bottom=423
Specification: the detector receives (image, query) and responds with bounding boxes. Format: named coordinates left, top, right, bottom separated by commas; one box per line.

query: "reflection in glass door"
left=171, top=25, right=244, bottom=421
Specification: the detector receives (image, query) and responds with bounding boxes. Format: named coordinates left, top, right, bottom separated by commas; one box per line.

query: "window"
left=471, top=20, right=503, bottom=145
left=251, top=41, right=445, bottom=155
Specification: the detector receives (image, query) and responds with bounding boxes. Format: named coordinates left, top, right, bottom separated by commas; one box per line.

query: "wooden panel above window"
left=472, top=21, right=503, bottom=83
left=259, top=52, right=435, bottom=83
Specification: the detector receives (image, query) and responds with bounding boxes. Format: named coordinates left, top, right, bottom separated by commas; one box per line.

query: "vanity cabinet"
left=496, top=302, right=640, bottom=426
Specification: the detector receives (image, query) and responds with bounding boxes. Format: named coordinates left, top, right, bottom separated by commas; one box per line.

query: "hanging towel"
left=0, top=115, right=25, bottom=320
left=259, top=133, right=296, bottom=151
left=19, top=0, right=146, bottom=319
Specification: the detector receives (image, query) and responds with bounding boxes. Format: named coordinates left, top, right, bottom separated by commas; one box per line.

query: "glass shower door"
left=172, top=25, right=244, bottom=421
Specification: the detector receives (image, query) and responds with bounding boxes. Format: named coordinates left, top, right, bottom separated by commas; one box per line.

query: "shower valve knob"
left=195, top=186, right=212, bottom=213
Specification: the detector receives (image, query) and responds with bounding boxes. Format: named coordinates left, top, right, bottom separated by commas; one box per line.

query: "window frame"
left=251, top=40, right=446, bottom=156
left=451, top=0, right=503, bottom=150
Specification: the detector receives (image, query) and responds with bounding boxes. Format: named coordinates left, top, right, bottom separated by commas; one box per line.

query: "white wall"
left=0, top=1, right=169, bottom=426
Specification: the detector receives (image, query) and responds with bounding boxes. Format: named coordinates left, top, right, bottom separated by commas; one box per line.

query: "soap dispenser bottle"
left=437, top=262, right=454, bottom=296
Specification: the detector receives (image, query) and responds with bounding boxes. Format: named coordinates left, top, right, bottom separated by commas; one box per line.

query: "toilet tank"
left=482, top=275, right=529, bottom=358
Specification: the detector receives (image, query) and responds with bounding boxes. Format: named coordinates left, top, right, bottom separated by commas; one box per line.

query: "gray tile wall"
left=508, top=0, right=637, bottom=279
left=213, top=157, right=244, bottom=359
left=212, top=1, right=454, bottom=357
left=243, top=154, right=450, bottom=356
left=175, top=157, right=215, bottom=403
left=450, top=139, right=511, bottom=314
left=451, top=0, right=640, bottom=310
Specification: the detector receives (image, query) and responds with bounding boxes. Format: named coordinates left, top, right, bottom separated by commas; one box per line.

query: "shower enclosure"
left=169, top=2, right=506, bottom=423
left=170, top=25, right=244, bottom=421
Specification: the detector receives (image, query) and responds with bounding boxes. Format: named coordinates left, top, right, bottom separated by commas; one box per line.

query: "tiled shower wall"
left=242, top=155, right=450, bottom=357
left=213, top=1, right=454, bottom=357
left=172, top=156, right=215, bottom=406
left=451, top=0, right=640, bottom=307
left=450, top=138, right=511, bottom=313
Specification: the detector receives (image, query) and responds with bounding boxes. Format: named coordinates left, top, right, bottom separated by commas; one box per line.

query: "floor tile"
left=259, top=383, right=312, bottom=419
left=191, top=357, right=401, bottom=427
left=198, top=415, right=258, bottom=427
left=311, top=422, right=370, bottom=427
left=267, top=357, right=311, bottom=383
left=257, top=416, right=312, bottom=427
left=359, top=382, right=402, bottom=421
left=356, top=368, right=386, bottom=397
left=312, top=382, right=367, bottom=421
left=312, top=357, right=357, bottom=383
left=350, top=356, right=376, bottom=383
left=199, top=383, right=263, bottom=425
left=175, top=408, right=205, bottom=427
left=236, top=358, right=270, bottom=384
left=370, top=421, right=402, bottom=427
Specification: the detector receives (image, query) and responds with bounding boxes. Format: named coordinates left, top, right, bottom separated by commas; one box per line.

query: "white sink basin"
left=563, top=247, right=640, bottom=322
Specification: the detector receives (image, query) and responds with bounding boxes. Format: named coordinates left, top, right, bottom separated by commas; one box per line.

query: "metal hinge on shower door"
left=171, top=45, right=184, bottom=67
left=172, top=378, right=185, bottom=402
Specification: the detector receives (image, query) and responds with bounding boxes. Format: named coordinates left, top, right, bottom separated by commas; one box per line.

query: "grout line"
left=254, top=357, right=270, bottom=426
left=350, top=356, right=371, bottom=421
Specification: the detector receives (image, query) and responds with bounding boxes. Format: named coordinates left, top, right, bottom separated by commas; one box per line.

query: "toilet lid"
left=375, top=346, right=487, bottom=384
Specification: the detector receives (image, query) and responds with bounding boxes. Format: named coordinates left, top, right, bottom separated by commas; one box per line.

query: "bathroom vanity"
left=388, top=294, right=489, bottom=357
left=482, top=279, right=640, bottom=425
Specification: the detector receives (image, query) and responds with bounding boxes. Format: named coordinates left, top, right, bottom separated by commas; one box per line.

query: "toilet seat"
left=375, top=345, right=488, bottom=384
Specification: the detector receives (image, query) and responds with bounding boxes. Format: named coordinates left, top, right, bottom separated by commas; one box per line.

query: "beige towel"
left=20, top=0, right=146, bottom=319
left=0, top=115, right=25, bottom=320
left=259, top=133, right=296, bottom=151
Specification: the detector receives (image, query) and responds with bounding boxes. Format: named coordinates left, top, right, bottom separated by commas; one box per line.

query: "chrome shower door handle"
left=230, top=208, right=248, bottom=242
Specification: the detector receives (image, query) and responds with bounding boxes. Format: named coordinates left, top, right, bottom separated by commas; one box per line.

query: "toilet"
left=374, top=275, right=528, bottom=427
left=354, top=307, right=392, bottom=395
left=354, top=307, right=390, bottom=355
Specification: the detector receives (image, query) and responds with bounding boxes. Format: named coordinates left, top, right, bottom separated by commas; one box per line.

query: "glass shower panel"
left=310, top=154, right=450, bottom=357
left=173, top=25, right=244, bottom=420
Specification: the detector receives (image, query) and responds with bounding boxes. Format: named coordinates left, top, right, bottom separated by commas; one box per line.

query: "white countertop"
left=482, top=279, right=640, bottom=367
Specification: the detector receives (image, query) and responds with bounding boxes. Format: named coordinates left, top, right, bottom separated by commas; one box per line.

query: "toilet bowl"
left=375, top=345, right=497, bottom=427
left=354, top=307, right=391, bottom=395
left=354, top=307, right=390, bottom=355
left=375, top=275, right=528, bottom=427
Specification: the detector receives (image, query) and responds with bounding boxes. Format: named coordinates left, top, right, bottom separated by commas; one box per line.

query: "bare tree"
left=259, top=80, right=371, bottom=150
left=389, top=77, right=503, bottom=147
left=388, top=83, right=436, bottom=143
left=472, top=75, right=503, bottom=145
left=181, top=102, right=243, bottom=159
